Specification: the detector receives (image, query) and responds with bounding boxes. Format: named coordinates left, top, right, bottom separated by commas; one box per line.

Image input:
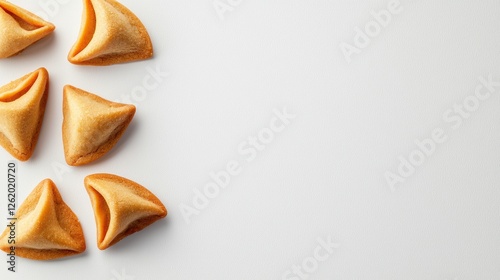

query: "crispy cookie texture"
left=62, top=85, right=136, bottom=166
left=0, top=0, right=55, bottom=58
left=0, top=67, right=49, bottom=161
left=84, top=173, right=167, bottom=250
left=68, top=0, right=153, bottom=65
left=0, top=179, right=86, bottom=260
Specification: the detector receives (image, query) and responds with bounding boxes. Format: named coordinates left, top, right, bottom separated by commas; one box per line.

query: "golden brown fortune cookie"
left=68, top=0, right=153, bottom=65
left=0, top=68, right=49, bottom=161
left=62, top=85, right=135, bottom=166
left=0, top=0, right=55, bottom=58
left=84, top=173, right=167, bottom=250
left=0, top=179, right=86, bottom=260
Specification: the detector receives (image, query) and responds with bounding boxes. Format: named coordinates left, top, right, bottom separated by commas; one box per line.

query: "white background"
left=0, top=0, right=500, bottom=279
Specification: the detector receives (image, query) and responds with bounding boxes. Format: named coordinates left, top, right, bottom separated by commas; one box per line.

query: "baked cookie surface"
left=0, top=67, right=49, bottom=161
left=0, top=0, right=55, bottom=58
left=62, top=85, right=135, bottom=166
left=84, top=173, right=167, bottom=250
left=68, top=0, right=153, bottom=65
left=0, top=179, right=86, bottom=260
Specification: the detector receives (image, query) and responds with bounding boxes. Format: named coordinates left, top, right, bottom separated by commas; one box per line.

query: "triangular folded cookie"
left=0, top=0, right=55, bottom=58
left=0, top=68, right=49, bottom=161
left=68, top=0, right=153, bottom=65
left=0, top=179, right=86, bottom=260
left=84, top=173, right=167, bottom=250
left=62, top=85, right=135, bottom=166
